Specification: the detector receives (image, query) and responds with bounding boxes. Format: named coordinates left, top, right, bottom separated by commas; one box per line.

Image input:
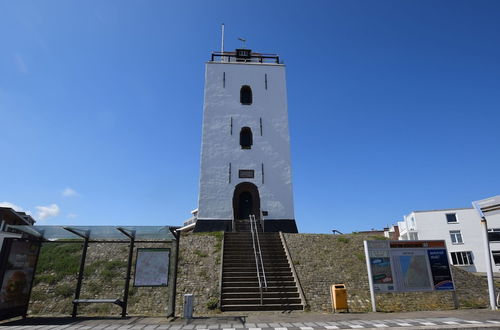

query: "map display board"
left=365, top=240, right=454, bottom=293
left=134, top=248, right=170, bottom=287
left=0, top=238, right=40, bottom=321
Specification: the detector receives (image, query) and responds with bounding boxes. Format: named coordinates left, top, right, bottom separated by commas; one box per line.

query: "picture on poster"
left=398, top=254, right=431, bottom=289
left=370, top=258, right=393, bottom=284
left=134, top=248, right=169, bottom=287
left=0, top=240, right=39, bottom=311
left=427, top=249, right=454, bottom=290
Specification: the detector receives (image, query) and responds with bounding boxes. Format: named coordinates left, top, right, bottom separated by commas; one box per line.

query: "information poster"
left=365, top=240, right=454, bottom=293
left=0, top=238, right=40, bottom=321
left=392, top=250, right=432, bottom=291
left=134, top=248, right=170, bottom=287
left=369, top=250, right=394, bottom=291
left=427, top=249, right=454, bottom=290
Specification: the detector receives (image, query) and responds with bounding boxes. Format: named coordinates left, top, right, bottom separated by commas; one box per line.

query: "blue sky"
left=1, top=1, right=499, bottom=233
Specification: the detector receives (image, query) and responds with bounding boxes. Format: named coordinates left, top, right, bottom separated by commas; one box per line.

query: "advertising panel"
left=369, top=249, right=394, bottom=292
left=134, top=248, right=170, bottom=287
left=427, top=249, right=454, bottom=290
left=365, top=240, right=454, bottom=293
left=0, top=238, right=40, bottom=321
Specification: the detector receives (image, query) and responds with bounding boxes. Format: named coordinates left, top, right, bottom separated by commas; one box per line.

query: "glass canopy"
left=8, top=225, right=177, bottom=241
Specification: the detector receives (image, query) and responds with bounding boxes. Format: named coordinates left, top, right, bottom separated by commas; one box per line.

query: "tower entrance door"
left=238, top=191, right=253, bottom=220
left=233, top=182, right=261, bottom=220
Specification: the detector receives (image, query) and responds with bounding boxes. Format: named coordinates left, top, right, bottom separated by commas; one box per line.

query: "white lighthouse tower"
left=193, top=48, right=297, bottom=233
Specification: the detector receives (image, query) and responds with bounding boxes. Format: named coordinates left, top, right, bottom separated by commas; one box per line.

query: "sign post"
left=473, top=195, right=500, bottom=311
left=363, top=241, right=377, bottom=312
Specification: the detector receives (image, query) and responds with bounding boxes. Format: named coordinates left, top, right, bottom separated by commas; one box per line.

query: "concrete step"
left=221, top=297, right=302, bottom=305
left=224, top=241, right=283, bottom=246
left=222, top=270, right=293, bottom=277
left=222, top=292, right=299, bottom=299
left=222, top=287, right=298, bottom=293
left=223, top=263, right=290, bottom=268
left=223, top=267, right=291, bottom=273
left=222, top=281, right=296, bottom=288
left=221, top=304, right=303, bottom=312
left=223, top=251, right=285, bottom=256
left=223, top=276, right=295, bottom=283
left=222, top=255, right=287, bottom=260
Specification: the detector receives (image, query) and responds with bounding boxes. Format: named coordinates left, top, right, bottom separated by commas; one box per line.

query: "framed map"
left=134, top=248, right=170, bottom=287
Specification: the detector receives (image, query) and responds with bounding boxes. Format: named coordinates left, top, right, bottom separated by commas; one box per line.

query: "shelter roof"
left=7, top=225, right=177, bottom=242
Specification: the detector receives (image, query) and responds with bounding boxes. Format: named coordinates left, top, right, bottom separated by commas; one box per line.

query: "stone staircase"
left=220, top=229, right=303, bottom=311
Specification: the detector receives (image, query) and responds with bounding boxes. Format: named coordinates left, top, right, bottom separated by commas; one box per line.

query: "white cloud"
left=0, top=201, right=31, bottom=214
left=67, top=213, right=78, bottom=219
left=62, top=188, right=78, bottom=197
left=36, top=204, right=60, bottom=220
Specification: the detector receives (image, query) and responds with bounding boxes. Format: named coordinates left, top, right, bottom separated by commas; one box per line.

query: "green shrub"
left=355, top=252, right=365, bottom=261
left=34, top=274, right=59, bottom=285
left=194, top=250, right=208, bottom=258
left=337, top=237, right=350, bottom=244
left=206, top=297, right=218, bottom=310
left=54, top=284, right=74, bottom=298
left=36, top=243, right=81, bottom=276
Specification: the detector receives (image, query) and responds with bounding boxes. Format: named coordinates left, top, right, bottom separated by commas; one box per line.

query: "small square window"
left=492, top=251, right=500, bottom=265
left=488, top=229, right=500, bottom=242
left=238, top=170, right=254, bottom=178
left=450, top=230, right=463, bottom=244
left=446, top=213, right=458, bottom=223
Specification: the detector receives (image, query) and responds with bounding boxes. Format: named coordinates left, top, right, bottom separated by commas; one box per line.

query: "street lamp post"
left=473, top=195, right=500, bottom=310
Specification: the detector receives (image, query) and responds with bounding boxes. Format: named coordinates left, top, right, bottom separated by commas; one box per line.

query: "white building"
left=397, top=207, right=500, bottom=273
left=193, top=49, right=297, bottom=233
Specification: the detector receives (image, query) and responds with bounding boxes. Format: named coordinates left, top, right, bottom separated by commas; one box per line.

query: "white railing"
left=250, top=214, right=267, bottom=305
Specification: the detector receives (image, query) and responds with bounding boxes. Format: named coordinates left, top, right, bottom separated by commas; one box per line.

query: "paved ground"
left=2, top=310, right=500, bottom=330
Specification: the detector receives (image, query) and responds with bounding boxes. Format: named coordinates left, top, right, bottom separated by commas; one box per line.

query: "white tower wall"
left=196, top=58, right=295, bottom=230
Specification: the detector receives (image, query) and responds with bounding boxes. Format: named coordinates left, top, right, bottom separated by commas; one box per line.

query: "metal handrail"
left=253, top=215, right=267, bottom=289
left=250, top=214, right=267, bottom=305
left=249, top=215, right=263, bottom=304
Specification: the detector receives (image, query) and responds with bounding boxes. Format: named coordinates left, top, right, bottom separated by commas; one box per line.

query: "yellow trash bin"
left=330, top=284, right=348, bottom=312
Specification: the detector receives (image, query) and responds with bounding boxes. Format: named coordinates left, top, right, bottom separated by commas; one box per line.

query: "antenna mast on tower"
left=221, top=23, right=225, bottom=62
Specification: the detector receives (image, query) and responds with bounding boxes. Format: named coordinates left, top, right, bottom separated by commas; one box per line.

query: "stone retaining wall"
left=174, top=232, right=222, bottom=316
left=283, top=233, right=489, bottom=312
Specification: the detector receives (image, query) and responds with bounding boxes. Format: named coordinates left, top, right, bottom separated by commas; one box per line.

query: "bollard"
left=183, top=294, right=194, bottom=318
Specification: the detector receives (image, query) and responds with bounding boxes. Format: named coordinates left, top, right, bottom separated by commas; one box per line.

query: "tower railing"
left=211, top=52, right=280, bottom=64
left=250, top=214, right=267, bottom=305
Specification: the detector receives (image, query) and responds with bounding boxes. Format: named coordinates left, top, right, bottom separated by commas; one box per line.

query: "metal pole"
left=363, top=241, right=377, bottom=312
left=167, top=228, right=180, bottom=317
left=480, top=217, right=497, bottom=310
left=122, top=235, right=135, bottom=317
left=221, top=23, right=225, bottom=62
left=72, top=237, right=89, bottom=318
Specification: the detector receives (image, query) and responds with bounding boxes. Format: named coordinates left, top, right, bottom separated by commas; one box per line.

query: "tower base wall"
left=193, top=219, right=298, bottom=233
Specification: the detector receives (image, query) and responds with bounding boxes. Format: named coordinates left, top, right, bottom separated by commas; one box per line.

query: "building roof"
left=412, top=207, right=474, bottom=213
left=0, top=207, right=35, bottom=226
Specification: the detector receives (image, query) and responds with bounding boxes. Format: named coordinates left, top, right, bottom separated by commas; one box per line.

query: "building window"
left=488, top=229, right=500, bottom=242
left=492, top=251, right=500, bottom=265
left=240, top=127, right=253, bottom=149
left=239, top=170, right=254, bottom=178
left=450, top=230, right=463, bottom=244
left=446, top=213, right=458, bottom=223
left=240, top=85, right=252, bottom=105
left=450, top=251, right=473, bottom=266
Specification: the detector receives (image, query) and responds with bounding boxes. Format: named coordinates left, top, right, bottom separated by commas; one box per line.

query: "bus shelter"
left=0, top=225, right=179, bottom=320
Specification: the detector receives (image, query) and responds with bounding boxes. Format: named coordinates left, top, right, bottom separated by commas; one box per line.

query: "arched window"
left=240, top=127, right=253, bottom=149
left=240, top=85, right=252, bottom=105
